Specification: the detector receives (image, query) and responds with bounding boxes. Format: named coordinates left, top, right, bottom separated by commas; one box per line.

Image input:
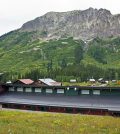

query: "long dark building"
left=0, top=83, right=120, bottom=116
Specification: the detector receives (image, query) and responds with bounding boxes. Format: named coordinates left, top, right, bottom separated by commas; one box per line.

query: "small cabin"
left=89, top=78, right=95, bottom=83
left=98, top=78, right=107, bottom=84
left=112, top=80, right=117, bottom=83
left=70, top=79, right=77, bottom=83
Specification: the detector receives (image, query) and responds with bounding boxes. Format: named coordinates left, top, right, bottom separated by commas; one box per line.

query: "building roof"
left=39, top=78, right=61, bottom=86
left=70, top=79, right=77, bottom=82
left=0, top=92, right=120, bottom=111
left=89, top=79, right=95, bottom=82
left=98, top=78, right=103, bottom=81
left=6, top=80, right=12, bottom=84
left=18, top=79, right=34, bottom=85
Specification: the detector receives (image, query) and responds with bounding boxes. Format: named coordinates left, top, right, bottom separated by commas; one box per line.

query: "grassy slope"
left=83, top=37, right=120, bottom=69
left=0, top=31, right=80, bottom=74
left=0, top=110, right=120, bottom=134
left=0, top=31, right=120, bottom=75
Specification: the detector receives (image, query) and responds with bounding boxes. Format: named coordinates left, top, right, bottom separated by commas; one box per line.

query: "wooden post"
left=0, top=104, right=2, bottom=110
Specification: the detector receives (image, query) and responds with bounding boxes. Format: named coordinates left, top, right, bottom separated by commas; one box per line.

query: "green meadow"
left=0, top=110, right=120, bottom=134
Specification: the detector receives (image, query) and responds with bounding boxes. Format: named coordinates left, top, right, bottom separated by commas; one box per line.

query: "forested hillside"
left=0, top=30, right=120, bottom=82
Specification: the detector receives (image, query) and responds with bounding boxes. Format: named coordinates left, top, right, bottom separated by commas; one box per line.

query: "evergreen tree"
left=74, top=44, right=83, bottom=64
left=60, top=58, right=67, bottom=69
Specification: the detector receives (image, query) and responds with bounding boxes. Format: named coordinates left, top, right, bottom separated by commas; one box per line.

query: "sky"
left=0, top=0, right=120, bottom=36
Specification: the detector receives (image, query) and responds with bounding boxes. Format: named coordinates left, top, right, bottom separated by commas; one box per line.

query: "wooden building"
left=1, top=83, right=120, bottom=116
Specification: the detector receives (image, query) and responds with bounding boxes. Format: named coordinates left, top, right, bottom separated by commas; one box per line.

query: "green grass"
left=62, top=82, right=91, bottom=86
left=0, top=110, right=120, bottom=134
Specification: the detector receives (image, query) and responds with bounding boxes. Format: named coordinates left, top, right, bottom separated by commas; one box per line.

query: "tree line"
left=1, top=63, right=120, bottom=83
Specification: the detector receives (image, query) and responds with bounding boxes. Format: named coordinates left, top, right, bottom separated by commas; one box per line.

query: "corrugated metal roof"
left=39, top=78, right=61, bottom=86
left=19, top=79, right=34, bottom=85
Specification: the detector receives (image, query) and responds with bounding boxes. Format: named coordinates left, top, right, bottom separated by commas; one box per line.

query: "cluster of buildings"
left=10, top=78, right=62, bottom=86
left=89, top=78, right=108, bottom=84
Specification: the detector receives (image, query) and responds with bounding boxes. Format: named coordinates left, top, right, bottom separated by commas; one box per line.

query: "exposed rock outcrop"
left=20, top=8, right=120, bottom=41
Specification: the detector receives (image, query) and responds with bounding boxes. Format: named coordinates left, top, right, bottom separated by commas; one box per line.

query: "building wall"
left=2, top=103, right=115, bottom=116
left=7, top=85, right=120, bottom=96
left=66, top=88, right=78, bottom=96
left=100, top=89, right=120, bottom=96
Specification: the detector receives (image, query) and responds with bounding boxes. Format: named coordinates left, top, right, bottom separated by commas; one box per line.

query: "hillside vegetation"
left=0, top=110, right=120, bottom=134
left=0, top=31, right=120, bottom=82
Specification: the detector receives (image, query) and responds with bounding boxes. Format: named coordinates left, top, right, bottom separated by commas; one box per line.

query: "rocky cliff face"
left=20, top=8, right=120, bottom=41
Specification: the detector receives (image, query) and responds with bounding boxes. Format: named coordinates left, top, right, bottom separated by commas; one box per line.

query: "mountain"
left=20, top=8, right=120, bottom=41
left=0, top=8, right=120, bottom=81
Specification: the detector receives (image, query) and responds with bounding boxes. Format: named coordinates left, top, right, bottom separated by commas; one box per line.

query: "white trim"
left=25, top=88, right=32, bottom=92
left=81, top=90, right=89, bottom=95
left=93, top=90, right=100, bottom=95
left=46, top=89, right=53, bottom=93
left=35, top=88, right=42, bottom=93
left=57, top=89, right=64, bottom=94
left=17, top=87, right=23, bottom=92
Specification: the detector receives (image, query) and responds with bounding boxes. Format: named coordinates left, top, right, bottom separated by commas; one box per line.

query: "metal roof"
left=89, top=79, right=95, bottom=82
left=16, top=79, right=34, bottom=85
left=0, top=93, right=120, bottom=111
left=39, top=78, right=61, bottom=86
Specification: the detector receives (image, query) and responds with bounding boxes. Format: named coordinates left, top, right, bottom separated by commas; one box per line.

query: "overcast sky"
left=0, top=0, right=120, bottom=36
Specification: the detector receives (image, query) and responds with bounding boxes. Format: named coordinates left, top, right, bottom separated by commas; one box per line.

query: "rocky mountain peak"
left=20, top=8, right=120, bottom=41
left=98, top=8, right=111, bottom=15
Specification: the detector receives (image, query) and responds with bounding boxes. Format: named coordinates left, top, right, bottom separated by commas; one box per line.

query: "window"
left=9, top=87, right=14, bottom=92
left=17, top=87, right=23, bottom=92
left=46, top=89, right=53, bottom=93
left=57, top=89, right=64, bottom=94
left=25, top=88, right=32, bottom=92
left=81, top=90, right=89, bottom=95
left=35, top=88, right=42, bottom=93
left=93, top=90, right=100, bottom=95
